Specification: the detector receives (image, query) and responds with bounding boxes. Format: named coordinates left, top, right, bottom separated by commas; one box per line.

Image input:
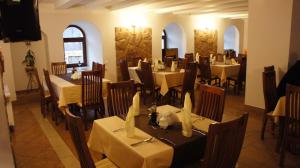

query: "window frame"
left=162, top=29, right=167, bottom=61
left=63, top=25, right=87, bottom=68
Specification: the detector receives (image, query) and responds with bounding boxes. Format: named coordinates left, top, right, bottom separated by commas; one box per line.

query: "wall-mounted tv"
left=0, top=0, right=41, bottom=42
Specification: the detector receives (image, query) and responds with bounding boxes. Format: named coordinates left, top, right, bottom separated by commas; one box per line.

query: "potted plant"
left=22, top=49, right=35, bottom=71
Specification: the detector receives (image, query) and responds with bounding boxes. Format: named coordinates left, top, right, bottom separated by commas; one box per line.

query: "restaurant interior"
left=1, top=0, right=300, bottom=167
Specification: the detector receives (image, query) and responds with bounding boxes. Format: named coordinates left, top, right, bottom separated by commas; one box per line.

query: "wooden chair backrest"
left=216, top=53, right=224, bottom=62
left=65, top=109, right=95, bottom=168
left=199, top=56, right=209, bottom=64
left=32, top=68, right=45, bottom=98
left=198, top=61, right=212, bottom=79
left=92, top=62, right=105, bottom=78
left=238, top=57, right=247, bottom=82
left=107, top=80, right=135, bottom=117
left=262, top=66, right=277, bottom=113
left=194, top=84, right=225, bottom=122
left=81, top=70, right=103, bottom=108
left=51, top=62, right=67, bottom=75
left=202, top=113, right=248, bottom=168
left=141, top=62, right=155, bottom=91
left=119, top=59, right=130, bottom=81
left=164, top=57, right=174, bottom=67
left=185, top=53, right=194, bottom=62
left=182, top=63, right=197, bottom=94
left=43, top=69, right=58, bottom=106
left=285, top=84, right=300, bottom=137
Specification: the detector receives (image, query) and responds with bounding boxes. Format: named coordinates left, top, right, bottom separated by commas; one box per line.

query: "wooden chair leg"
left=40, top=99, right=46, bottom=118
left=83, top=109, right=88, bottom=130
left=279, top=138, right=286, bottom=167
left=261, top=115, right=268, bottom=140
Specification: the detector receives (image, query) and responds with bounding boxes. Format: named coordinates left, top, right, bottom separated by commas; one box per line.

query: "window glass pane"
left=162, top=31, right=165, bottom=36
left=63, top=27, right=83, bottom=38
left=162, top=39, right=164, bottom=49
left=64, top=42, right=83, bottom=64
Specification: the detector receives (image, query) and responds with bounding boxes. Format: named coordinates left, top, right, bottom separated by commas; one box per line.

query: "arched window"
left=63, top=25, right=87, bottom=67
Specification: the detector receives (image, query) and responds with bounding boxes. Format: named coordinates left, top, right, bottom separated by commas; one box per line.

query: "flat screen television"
left=0, top=0, right=41, bottom=42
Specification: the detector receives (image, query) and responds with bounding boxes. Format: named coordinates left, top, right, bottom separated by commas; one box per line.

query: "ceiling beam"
left=154, top=0, right=246, bottom=13
left=173, top=2, right=248, bottom=15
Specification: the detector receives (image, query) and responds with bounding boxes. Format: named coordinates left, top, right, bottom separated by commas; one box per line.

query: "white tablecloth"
left=128, top=67, right=142, bottom=83
left=128, top=67, right=184, bottom=96
left=210, top=64, right=240, bottom=83
left=154, top=71, right=184, bottom=96
left=50, top=75, right=110, bottom=107
left=88, top=116, right=174, bottom=168
left=272, top=96, right=286, bottom=123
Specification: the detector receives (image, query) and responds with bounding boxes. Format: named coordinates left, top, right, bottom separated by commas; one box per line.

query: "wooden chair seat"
left=95, top=159, right=117, bottom=168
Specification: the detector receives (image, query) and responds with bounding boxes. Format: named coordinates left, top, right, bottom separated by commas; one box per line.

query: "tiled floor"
left=11, top=90, right=300, bottom=168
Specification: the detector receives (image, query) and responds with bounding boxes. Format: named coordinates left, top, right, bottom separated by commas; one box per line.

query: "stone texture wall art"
left=194, top=29, right=217, bottom=57
left=115, top=27, right=152, bottom=81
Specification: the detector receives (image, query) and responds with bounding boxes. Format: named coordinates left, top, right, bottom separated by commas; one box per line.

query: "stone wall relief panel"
left=115, top=27, right=152, bottom=81
left=194, top=29, right=218, bottom=57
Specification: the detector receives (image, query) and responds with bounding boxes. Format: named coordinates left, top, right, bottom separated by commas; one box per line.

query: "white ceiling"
left=40, top=0, right=248, bottom=18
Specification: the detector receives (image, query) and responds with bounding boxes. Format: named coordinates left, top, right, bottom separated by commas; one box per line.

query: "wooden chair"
left=51, top=62, right=67, bottom=75
left=92, top=61, right=105, bottom=78
left=77, top=70, right=105, bottom=130
left=164, top=56, right=174, bottom=67
left=280, top=84, right=300, bottom=166
left=119, top=59, right=130, bottom=81
left=226, top=57, right=247, bottom=94
left=194, top=84, right=225, bottom=122
left=260, top=65, right=277, bottom=140
left=184, top=53, right=194, bottom=62
left=198, top=61, right=220, bottom=86
left=216, top=53, right=224, bottom=62
left=32, top=68, right=51, bottom=118
left=107, top=80, right=135, bottom=118
left=43, top=69, right=65, bottom=126
left=65, top=108, right=117, bottom=168
left=171, top=62, right=197, bottom=105
left=140, top=62, right=160, bottom=104
left=201, top=113, right=248, bottom=168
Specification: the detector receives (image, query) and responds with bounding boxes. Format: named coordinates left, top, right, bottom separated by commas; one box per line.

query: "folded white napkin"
left=182, top=93, right=193, bottom=137
left=231, top=58, right=237, bottom=65
left=137, top=59, right=142, bottom=69
left=125, top=106, right=135, bottom=137
left=71, top=71, right=81, bottom=79
left=143, top=58, right=147, bottom=62
left=196, top=53, right=200, bottom=63
left=133, top=92, right=140, bottom=116
left=171, top=61, right=177, bottom=72
left=157, top=110, right=180, bottom=129
left=180, top=69, right=185, bottom=73
left=211, top=56, right=216, bottom=64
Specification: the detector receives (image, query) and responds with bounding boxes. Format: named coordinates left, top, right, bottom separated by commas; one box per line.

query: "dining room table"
left=128, top=66, right=185, bottom=96
left=210, top=63, right=240, bottom=84
left=88, top=105, right=217, bottom=168
left=50, top=73, right=111, bottom=108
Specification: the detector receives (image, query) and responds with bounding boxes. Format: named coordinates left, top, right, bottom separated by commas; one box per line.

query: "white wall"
left=37, top=4, right=246, bottom=82
left=0, top=42, right=16, bottom=100
left=245, top=0, right=293, bottom=108
left=164, top=23, right=185, bottom=58
left=72, top=21, right=103, bottom=68
left=10, top=33, right=48, bottom=91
